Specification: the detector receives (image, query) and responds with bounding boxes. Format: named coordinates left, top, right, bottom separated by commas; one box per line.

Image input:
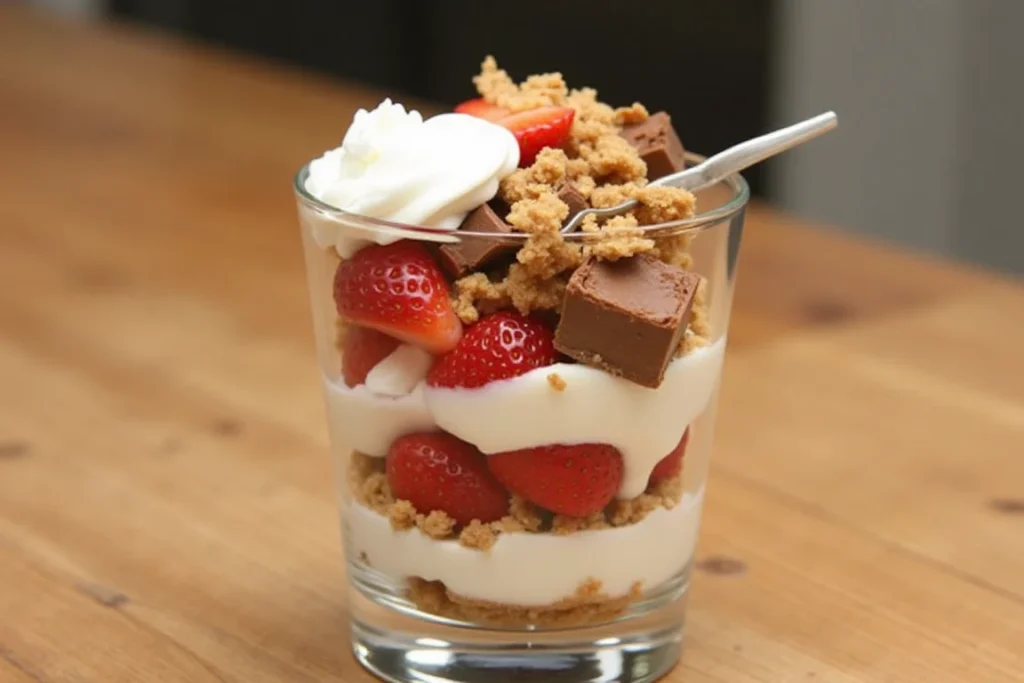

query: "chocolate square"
left=557, top=182, right=588, bottom=225
left=438, top=201, right=517, bottom=278
left=554, top=254, right=700, bottom=388
left=619, top=111, right=686, bottom=180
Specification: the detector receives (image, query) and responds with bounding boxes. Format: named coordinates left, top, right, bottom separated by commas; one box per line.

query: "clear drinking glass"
left=294, top=154, right=748, bottom=683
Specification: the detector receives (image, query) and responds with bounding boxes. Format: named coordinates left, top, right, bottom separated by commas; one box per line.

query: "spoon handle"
left=653, top=111, right=838, bottom=193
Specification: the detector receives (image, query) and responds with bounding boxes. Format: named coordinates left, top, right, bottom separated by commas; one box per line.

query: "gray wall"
left=770, top=0, right=1024, bottom=275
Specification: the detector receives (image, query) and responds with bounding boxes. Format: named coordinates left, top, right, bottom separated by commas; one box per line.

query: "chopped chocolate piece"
left=438, top=201, right=517, bottom=277
left=556, top=183, right=588, bottom=226
left=619, top=111, right=686, bottom=181
left=554, top=254, right=700, bottom=388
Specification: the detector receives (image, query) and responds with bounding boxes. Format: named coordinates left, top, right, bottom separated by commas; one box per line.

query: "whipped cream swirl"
left=304, top=99, right=519, bottom=257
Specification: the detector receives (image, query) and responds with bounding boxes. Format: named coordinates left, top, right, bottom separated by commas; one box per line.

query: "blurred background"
left=27, top=0, right=1024, bottom=274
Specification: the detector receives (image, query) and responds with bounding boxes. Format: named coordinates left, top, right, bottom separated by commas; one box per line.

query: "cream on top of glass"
left=304, top=99, right=519, bottom=256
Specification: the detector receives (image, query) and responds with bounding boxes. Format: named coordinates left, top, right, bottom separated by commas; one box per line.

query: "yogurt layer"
left=426, top=337, right=726, bottom=498
left=347, top=489, right=704, bottom=606
left=323, top=379, right=435, bottom=458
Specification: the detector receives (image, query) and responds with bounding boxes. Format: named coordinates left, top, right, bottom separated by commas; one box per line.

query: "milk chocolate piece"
left=557, top=182, right=588, bottom=224
left=438, top=201, right=516, bottom=277
left=554, top=254, right=700, bottom=388
left=619, top=111, right=686, bottom=180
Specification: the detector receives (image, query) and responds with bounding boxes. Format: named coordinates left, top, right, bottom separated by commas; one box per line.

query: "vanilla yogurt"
left=346, top=489, right=703, bottom=606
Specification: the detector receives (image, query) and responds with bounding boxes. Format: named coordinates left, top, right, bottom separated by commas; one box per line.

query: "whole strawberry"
left=647, top=429, right=690, bottom=489
left=487, top=444, right=623, bottom=517
left=386, top=432, right=509, bottom=526
left=333, top=241, right=462, bottom=353
left=426, top=311, right=557, bottom=389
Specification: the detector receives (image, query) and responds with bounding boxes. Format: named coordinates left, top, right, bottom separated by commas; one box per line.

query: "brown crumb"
left=547, top=372, right=567, bottom=392
left=407, top=576, right=644, bottom=628
left=503, top=495, right=547, bottom=532
left=459, top=520, right=498, bottom=551
left=633, top=185, right=696, bottom=225
left=419, top=510, right=457, bottom=539
left=608, top=473, right=685, bottom=526
left=552, top=511, right=609, bottom=535
left=581, top=214, right=655, bottom=262
left=475, top=56, right=568, bottom=112
left=387, top=499, right=418, bottom=530
left=614, top=103, right=649, bottom=126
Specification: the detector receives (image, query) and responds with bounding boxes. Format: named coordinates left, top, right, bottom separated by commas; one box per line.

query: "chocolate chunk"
left=557, top=183, right=588, bottom=225
left=554, top=254, right=700, bottom=388
left=619, top=111, right=686, bottom=180
left=438, top=201, right=517, bottom=277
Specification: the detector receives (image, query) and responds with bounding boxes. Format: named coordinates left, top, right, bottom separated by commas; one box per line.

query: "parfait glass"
left=295, top=153, right=748, bottom=683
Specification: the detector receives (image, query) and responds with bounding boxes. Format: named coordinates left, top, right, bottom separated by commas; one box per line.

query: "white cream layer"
left=346, top=489, right=704, bottom=606
left=323, top=380, right=436, bottom=458
left=425, top=337, right=726, bottom=498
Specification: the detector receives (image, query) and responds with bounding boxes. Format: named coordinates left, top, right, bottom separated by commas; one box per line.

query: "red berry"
left=341, top=326, right=401, bottom=388
left=386, top=432, right=509, bottom=526
left=497, top=106, right=575, bottom=167
left=648, top=429, right=690, bottom=488
left=426, top=311, right=557, bottom=389
left=454, top=98, right=511, bottom=122
left=488, top=444, right=623, bottom=517
left=333, top=241, right=462, bottom=354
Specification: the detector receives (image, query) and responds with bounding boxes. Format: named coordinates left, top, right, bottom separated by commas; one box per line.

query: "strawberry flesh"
left=454, top=98, right=511, bottom=122
left=426, top=311, right=558, bottom=389
left=387, top=432, right=509, bottom=526
left=333, top=241, right=462, bottom=354
left=488, top=443, right=623, bottom=517
left=497, top=106, right=575, bottom=167
left=647, top=429, right=690, bottom=488
left=341, top=326, right=401, bottom=388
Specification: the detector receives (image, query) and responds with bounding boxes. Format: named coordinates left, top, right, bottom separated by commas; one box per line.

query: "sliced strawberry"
left=648, top=429, right=690, bottom=489
left=454, top=98, right=511, bottom=122
left=387, top=432, right=509, bottom=525
left=333, top=241, right=462, bottom=354
left=488, top=443, right=623, bottom=517
left=341, top=326, right=401, bottom=388
left=426, top=311, right=557, bottom=389
left=498, top=106, right=575, bottom=167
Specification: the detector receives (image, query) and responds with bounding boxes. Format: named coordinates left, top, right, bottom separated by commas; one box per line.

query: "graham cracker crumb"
left=504, top=495, right=546, bottom=532
left=633, top=185, right=697, bottom=225
left=652, top=233, right=695, bottom=269
left=552, top=511, right=609, bottom=534
left=547, top=372, right=567, bottom=392
left=420, top=510, right=457, bottom=539
left=475, top=56, right=568, bottom=112
left=387, top=499, right=418, bottom=530
left=452, top=272, right=507, bottom=324
left=459, top=520, right=498, bottom=551
left=614, top=103, right=649, bottom=126
left=407, top=576, right=644, bottom=628
left=608, top=473, right=684, bottom=526
left=581, top=213, right=655, bottom=262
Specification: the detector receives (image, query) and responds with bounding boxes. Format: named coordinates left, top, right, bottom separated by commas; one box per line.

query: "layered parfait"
left=298, top=58, right=727, bottom=627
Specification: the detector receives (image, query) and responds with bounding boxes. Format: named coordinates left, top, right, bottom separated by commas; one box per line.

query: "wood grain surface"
left=1, top=6, right=1022, bottom=682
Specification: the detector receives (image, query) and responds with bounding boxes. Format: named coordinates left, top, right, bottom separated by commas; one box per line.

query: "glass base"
left=347, top=562, right=690, bottom=683
left=352, top=618, right=683, bottom=683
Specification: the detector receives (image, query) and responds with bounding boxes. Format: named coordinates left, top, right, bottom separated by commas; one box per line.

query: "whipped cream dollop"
left=304, top=99, right=520, bottom=257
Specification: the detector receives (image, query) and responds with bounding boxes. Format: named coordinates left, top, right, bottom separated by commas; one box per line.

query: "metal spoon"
left=561, top=111, right=838, bottom=233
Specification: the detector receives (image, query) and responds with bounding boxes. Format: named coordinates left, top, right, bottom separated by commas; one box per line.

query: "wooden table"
left=1, top=6, right=1022, bottom=682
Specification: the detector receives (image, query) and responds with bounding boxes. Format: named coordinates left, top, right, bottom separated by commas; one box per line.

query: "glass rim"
left=292, top=151, right=750, bottom=241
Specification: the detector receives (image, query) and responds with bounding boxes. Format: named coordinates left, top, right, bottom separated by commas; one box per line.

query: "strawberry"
left=426, top=311, right=557, bottom=389
left=333, top=241, right=462, bottom=354
left=341, top=326, right=401, bottom=388
left=497, top=106, right=575, bottom=167
left=488, top=444, right=623, bottom=517
left=648, top=429, right=690, bottom=488
left=386, top=432, right=509, bottom=525
left=454, top=98, right=511, bottom=122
